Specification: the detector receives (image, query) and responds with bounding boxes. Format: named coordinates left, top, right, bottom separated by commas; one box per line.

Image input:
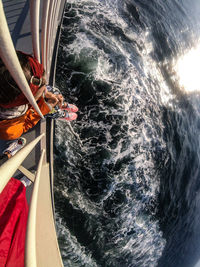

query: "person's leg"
left=46, top=85, right=79, bottom=112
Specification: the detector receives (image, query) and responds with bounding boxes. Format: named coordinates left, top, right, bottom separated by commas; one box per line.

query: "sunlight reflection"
left=176, top=44, right=200, bottom=93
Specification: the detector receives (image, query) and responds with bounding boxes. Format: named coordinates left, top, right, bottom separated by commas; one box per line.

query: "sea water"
left=54, top=1, right=200, bottom=266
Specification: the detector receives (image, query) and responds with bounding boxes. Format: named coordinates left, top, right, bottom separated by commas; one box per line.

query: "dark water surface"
left=54, top=1, right=200, bottom=266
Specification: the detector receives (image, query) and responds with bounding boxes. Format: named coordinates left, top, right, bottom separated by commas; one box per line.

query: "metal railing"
left=41, top=0, right=51, bottom=71
left=25, top=149, right=45, bottom=267
left=45, top=0, right=63, bottom=81
left=0, top=134, right=44, bottom=193
left=0, top=0, right=62, bottom=116
left=46, top=0, right=56, bottom=80
left=0, top=134, right=64, bottom=267
left=30, top=0, right=41, bottom=62
left=0, top=0, right=64, bottom=189
left=0, top=0, right=44, bottom=118
left=0, top=0, right=64, bottom=266
left=32, top=0, right=63, bottom=82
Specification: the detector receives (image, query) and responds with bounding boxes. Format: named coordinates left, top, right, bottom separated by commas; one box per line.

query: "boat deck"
left=0, top=1, right=65, bottom=266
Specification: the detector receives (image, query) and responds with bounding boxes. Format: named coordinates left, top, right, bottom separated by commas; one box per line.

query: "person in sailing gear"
left=0, top=51, right=78, bottom=140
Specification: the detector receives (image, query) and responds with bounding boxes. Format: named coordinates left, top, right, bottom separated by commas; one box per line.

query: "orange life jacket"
left=0, top=97, right=50, bottom=140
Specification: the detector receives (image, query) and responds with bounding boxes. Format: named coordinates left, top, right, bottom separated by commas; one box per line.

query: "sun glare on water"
left=176, top=44, right=200, bottom=93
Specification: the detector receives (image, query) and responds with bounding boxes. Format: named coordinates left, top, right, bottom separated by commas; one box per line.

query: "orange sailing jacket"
left=0, top=97, right=50, bottom=140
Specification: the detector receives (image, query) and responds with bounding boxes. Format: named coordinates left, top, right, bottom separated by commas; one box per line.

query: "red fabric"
left=0, top=53, right=44, bottom=108
left=28, top=55, right=44, bottom=78
left=0, top=178, right=28, bottom=267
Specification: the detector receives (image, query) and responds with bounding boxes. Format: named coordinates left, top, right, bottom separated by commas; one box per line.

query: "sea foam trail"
left=54, top=0, right=200, bottom=266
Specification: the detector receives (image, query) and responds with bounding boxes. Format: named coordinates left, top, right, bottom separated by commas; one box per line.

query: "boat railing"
left=0, top=132, right=63, bottom=266
left=30, top=0, right=41, bottom=62
left=0, top=0, right=44, bottom=118
left=41, top=0, right=50, bottom=71
left=0, top=0, right=64, bottom=265
left=0, top=134, right=44, bottom=193
left=25, top=148, right=45, bottom=267
left=0, top=0, right=63, bottom=186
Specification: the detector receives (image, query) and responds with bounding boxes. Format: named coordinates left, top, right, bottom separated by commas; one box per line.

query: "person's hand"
left=44, top=90, right=64, bottom=108
left=54, top=94, right=64, bottom=108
